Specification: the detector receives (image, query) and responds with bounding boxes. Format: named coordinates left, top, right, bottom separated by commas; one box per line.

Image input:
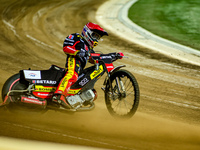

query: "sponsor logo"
left=29, top=73, right=37, bottom=77
left=60, top=76, right=69, bottom=88
left=37, top=93, right=53, bottom=96
left=84, top=45, right=89, bottom=51
left=32, top=80, right=57, bottom=85
left=65, top=38, right=74, bottom=42
left=100, top=56, right=112, bottom=59
left=21, top=97, right=44, bottom=105
left=64, top=42, right=74, bottom=45
left=90, top=65, right=103, bottom=79
left=77, top=73, right=85, bottom=80
left=79, top=78, right=89, bottom=86
left=68, top=89, right=81, bottom=94
left=68, top=34, right=74, bottom=39
left=106, top=66, right=114, bottom=68
left=24, top=70, right=41, bottom=79
left=91, top=53, right=100, bottom=56
left=105, top=64, right=114, bottom=72
left=35, top=85, right=56, bottom=92
left=69, top=57, right=74, bottom=67
left=58, top=57, right=75, bottom=92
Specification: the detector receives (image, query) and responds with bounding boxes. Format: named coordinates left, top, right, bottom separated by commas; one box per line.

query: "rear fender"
left=19, top=65, right=65, bottom=86
left=19, top=70, right=30, bottom=84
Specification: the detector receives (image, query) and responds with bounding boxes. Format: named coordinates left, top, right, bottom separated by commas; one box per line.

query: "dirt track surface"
left=0, top=0, right=200, bottom=150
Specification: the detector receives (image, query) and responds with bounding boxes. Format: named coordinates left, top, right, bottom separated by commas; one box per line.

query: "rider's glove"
left=116, top=52, right=124, bottom=59
left=77, top=49, right=86, bottom=58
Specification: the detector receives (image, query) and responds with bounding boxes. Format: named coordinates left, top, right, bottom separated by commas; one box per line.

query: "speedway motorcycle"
left=0, top=52, right=140, bottom=118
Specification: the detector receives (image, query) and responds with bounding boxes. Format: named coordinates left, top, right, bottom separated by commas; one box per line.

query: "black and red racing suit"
left=54, top=33, right=94, bottom=97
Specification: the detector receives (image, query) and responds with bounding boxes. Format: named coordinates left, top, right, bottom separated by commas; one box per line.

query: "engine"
left=66, top=89, right=95, bottom=108
left=80, top=89, right=96, bottom=101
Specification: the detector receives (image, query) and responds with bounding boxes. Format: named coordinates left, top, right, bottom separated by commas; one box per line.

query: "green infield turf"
left=128, top=0, right=200, bottom=50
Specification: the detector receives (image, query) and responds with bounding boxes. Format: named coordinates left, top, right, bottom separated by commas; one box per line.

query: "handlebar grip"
left=116, top=52, right=124, bottom=59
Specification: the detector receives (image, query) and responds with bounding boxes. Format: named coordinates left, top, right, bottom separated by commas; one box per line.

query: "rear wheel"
left=1, top=73, right=47, bottom=114
left=105, top=70, right=140, bottom=118
left=2, top=73, right=27, bottom=103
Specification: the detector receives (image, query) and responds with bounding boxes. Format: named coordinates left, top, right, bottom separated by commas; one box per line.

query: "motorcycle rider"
left=52, top=22, right=108, bottom=108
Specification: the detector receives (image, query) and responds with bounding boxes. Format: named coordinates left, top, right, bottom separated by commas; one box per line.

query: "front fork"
left=102, top=71, right=126, bottom=101
left=113, top=76, right=126, bottom=100
left=115, top=77, right=125, bottom=93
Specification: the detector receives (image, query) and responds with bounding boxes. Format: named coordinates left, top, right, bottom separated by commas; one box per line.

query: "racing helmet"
left=82, top=22, right=108, bottom=48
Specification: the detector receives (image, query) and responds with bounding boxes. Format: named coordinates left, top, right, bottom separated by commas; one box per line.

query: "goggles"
left=91, top=32, right=101, bottom=41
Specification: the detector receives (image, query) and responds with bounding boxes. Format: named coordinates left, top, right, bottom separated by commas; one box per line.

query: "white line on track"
left=2, top=20, right=19, bottom=37
left=1, top=121, right=135, bottom=150
left=26, top=34, right=54, bottom=49
left=142, top=94, right=200, bottom=110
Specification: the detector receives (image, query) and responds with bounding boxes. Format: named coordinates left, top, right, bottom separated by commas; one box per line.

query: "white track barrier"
left=96, top=0, right=200, bottom=66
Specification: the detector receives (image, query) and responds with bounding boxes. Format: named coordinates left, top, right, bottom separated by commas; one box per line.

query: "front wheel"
left=105, top=69, right=140, bottom=118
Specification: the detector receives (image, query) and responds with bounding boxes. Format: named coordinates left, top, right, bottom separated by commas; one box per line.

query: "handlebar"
left=88, top=52, right=127, bottom=70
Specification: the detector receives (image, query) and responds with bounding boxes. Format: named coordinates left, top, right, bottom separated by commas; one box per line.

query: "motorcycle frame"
left=1, top=53, right=126, bottom=108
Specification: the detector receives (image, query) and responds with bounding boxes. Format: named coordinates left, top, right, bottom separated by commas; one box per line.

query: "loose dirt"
left=0, top=0, right=199, bottom=150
